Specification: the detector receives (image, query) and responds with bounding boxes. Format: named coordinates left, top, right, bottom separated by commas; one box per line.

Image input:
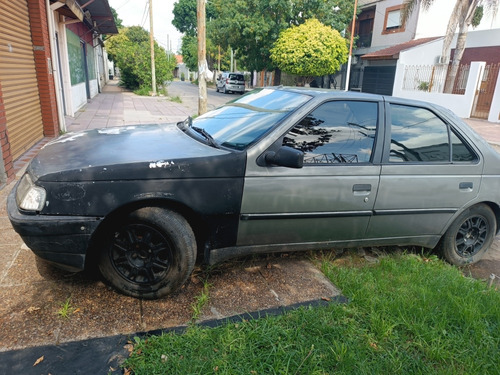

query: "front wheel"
left=98, top=207, right=196, bottom=299
left=439, top=204, right=496, bottom=266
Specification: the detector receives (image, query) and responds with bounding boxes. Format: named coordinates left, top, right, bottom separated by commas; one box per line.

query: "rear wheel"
left=439, top=204, right=496, bottom=266
left=98, top=207, right=196, bottom=299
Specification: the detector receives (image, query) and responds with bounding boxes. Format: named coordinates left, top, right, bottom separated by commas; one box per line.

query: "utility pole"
left=345, top=0, right=358, bottom=92
left=149, top=0, right=156, bottom=95
left=197, top=0, right=207, bottom=115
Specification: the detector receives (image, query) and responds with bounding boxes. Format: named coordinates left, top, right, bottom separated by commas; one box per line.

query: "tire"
left=98, top=207, right=196, bottom=299
left=216, top=86, right=219, bottom=92
left=439, top=204, right=496, bottom=266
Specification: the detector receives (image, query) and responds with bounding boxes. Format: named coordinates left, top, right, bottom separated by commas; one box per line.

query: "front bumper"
left=7, top=188, right=103, bottom=271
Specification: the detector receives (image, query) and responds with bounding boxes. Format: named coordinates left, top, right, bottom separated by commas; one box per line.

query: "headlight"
left=16, top=174, right=46, bottom=211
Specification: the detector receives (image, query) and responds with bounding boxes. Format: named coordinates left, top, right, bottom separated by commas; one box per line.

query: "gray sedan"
left=8, top=88, right=500, bottom=298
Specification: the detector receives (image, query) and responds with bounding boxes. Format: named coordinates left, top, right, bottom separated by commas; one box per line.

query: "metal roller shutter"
left=0, top=0, right=44, bottom=161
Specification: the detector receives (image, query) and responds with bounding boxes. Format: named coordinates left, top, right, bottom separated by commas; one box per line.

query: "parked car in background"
left=216, top=72, right=245, bottom=94
left=8, top=88, right=500, bottom=299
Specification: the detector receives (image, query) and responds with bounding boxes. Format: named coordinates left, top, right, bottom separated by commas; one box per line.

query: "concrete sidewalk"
left=65, top=80, right=192, bottom=132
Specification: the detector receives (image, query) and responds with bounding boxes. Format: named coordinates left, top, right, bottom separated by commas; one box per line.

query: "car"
left=8, top=87, right=500, bottom=299
left=216, top=72, right=245, bottom=94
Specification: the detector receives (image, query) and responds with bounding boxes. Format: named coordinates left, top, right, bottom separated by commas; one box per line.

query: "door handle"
left=353, top=184, right=371, bottom=196
left=459, top=182, right=473, bottom=191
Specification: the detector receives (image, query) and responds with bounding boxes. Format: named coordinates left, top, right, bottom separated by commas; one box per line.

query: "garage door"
left=0, top=0, right=44, bottom=161
left=362, top=66, right=396, bottom=96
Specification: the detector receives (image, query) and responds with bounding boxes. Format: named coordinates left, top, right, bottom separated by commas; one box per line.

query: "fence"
left=402, top=64, right=470, bottom=94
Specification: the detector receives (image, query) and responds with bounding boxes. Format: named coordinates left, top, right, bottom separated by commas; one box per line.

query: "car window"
left=283, top=101, right=378, bottom=164
left=450, top=130, right=478, bottom=162
left=192, top=89, right=311, bottom=150
left=389, top=104, right=477, bottom=163
left=229, top=74, right=244, bottom=81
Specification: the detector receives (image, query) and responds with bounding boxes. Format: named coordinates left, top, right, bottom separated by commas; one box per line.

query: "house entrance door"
left=471, top=63, right=499, bottom=119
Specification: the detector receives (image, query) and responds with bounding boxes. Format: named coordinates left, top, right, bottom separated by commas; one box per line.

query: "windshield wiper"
left=191, top=125, right=220, bottom=148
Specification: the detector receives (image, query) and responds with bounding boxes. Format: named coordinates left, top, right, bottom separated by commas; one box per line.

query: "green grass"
left=57, top=296, right=76, bottom=319
left=168, top=95, right=182, bottom=103
left=123, top=254, right=500, bottom=374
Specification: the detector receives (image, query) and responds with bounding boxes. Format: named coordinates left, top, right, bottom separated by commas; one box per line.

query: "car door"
left=365, top=99, right=482, bottom=243
left=237, top=99, right=384, bottom=247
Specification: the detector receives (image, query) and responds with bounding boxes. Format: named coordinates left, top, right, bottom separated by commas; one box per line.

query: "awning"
left=49, top=0, right=118, bottom=35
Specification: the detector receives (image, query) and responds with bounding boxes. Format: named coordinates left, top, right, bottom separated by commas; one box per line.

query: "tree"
left=106, top=27, right=177, bottom=91
left=173, top=0, right=228, bottom=72
left=173, top=0, right=216, bottom=36
left=270, top=19, right=348, bottom=85
left=110, top=6, right=123, bottom=29
left=210, top=0, right=354, bottom=77
left=402, top=0, right=498, bottom=92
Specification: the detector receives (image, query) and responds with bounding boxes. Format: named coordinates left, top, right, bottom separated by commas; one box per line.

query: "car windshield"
left=229, top=74, right=244, bottom=81
left=188, top=89, right=311, bottom=150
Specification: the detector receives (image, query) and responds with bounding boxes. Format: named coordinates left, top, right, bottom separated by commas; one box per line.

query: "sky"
left=108, top=0, right=183, bottom=53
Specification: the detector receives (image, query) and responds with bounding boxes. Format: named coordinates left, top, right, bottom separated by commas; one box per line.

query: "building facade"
left=0, top=0, right=117, bottom=185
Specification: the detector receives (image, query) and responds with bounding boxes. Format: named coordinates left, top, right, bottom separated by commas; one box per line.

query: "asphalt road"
left=166, top=80, right=241, bottom=114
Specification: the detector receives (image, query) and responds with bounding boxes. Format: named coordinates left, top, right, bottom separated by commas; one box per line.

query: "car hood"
left=29, top=124, right=245, bottom=182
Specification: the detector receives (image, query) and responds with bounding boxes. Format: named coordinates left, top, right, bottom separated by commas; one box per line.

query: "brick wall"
left=27, top=0, right=59, bottom=138
left=0, top=82, right=14, bottom=183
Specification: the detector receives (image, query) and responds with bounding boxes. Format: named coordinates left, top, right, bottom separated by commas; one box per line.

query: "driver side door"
left=237, top=99, right=384, bottom=247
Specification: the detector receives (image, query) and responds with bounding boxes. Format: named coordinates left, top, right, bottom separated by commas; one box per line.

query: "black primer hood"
left=30, top=124, right=245, bottom=182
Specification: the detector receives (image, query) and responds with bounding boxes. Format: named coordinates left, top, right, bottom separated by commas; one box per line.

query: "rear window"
left=229, top=74, right=244, bottom=81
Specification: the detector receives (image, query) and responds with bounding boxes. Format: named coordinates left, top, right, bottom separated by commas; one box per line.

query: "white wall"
left=71, top=83, right=87, bottom=113
left=397, top=38, right=443, bottom=65
left=393, top=61, right=486, bottom=119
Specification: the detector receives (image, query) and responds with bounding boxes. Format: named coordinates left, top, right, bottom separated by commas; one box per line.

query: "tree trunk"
left=444, top=0, right=479, bottom=93
left=440, top=0, right=462, bottom=65
left=273, top=68, right=281, bottom=86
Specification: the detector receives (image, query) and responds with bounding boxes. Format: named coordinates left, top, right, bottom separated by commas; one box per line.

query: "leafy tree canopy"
left=110, top=6, right=123, bottom=29
left=106, top=27, right=177, bottom=91
left=209, top=0, right=354, bottom=72
left=270, top=19, right=348, bottom=81
left=173, top=0, right=216, bottom=37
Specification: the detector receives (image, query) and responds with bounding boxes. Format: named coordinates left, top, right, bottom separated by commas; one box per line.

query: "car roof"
left=273, top=86, right=451, bottom=111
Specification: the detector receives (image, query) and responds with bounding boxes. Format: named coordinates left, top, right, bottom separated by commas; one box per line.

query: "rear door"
left=366, top=99, right=482, bottom=242
left=238, top=99, right=384, bottom=246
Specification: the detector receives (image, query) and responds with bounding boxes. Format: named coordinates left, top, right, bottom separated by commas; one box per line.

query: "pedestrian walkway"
left=65, top=80, right=191, bottom=133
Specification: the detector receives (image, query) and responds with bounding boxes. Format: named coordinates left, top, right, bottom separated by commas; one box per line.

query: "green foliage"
left=123, top=254, right=500, bottom=374
left=105, top=27, right=177, bottom=91
left=209, top=0, right=354, bottom=73
left=180, top=35, right=198, bottom=71
left=472, top=5, right=483, bottom=28
left=180, top=34, right=230, bottom=73
left=110, top=6, right=123, bottom=29
left=270, top=19, right=348, bottom=82
left=173, top=0, right=216, bottom=37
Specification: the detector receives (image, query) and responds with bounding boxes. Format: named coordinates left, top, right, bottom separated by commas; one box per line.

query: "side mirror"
left=265, top=146, right=304, bottom=168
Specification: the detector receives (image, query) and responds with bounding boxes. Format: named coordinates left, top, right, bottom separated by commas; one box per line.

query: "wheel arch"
left=483, top=201, right=500, bottom=235
left=85, top=197, right=208, bottom=269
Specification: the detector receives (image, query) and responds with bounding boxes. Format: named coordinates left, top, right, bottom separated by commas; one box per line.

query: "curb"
left=0, top=295, right=347, bottom=374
